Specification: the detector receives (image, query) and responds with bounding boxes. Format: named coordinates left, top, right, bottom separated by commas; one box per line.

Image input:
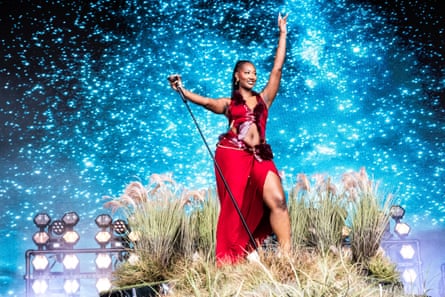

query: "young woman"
left=169, top=13, right=291, bottom=264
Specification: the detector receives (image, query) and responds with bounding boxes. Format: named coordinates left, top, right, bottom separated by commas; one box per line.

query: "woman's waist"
left=217, top=134, right=274, bottom=161
left=218, top=131, right=263, bottom=147
left=217, top=135, right=248, bottom=150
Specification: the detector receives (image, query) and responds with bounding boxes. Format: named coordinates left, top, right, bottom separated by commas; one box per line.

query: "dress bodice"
left=219, top=91, right=268, bottom=148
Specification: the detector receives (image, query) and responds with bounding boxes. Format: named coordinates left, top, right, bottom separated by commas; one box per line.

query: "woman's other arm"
left=169, top=74, right=230, bottom=114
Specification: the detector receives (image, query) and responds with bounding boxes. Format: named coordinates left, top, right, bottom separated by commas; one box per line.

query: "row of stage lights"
left=25, top=211, right=135, bottom=296
left=26, top=205, right=418, bottom=296
left=384, top=205, right=424, bottom=295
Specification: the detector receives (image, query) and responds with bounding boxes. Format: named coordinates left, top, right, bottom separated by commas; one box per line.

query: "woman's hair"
left=231, top=60, right=254, bottom=97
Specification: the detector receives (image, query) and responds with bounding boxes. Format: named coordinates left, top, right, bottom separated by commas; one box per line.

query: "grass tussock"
left=103, top=168, right=422, bottom=296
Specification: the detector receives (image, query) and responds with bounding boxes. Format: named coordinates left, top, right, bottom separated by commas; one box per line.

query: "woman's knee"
left=263, top=172, right=287, bottom=210
left=275, top=196, right=288, bottom=211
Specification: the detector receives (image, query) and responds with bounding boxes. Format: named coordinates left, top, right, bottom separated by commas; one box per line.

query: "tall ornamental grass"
left=289, top=175, right=347, bottom=254
left=102, top=169, right=423, bottom=296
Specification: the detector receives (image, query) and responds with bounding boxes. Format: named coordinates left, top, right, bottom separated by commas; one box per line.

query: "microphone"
left=167, top=74, right=178, bottom=82
left=167, top=74, right=181, bottom=88
left=168, top=75, right=184, bottom=100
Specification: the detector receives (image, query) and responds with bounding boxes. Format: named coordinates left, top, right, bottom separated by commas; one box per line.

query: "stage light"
left=26, top=212, right=130, bottom=296
left=33, top=213, right=51, bottom=229
left=95, top=253, right=112, bottom=270
left=96, top=231, right=112, bottom=245
left=111, top=219, right=131, bottom=253
left=390, top=205, right=405, bottom=220
left=49, top=220, right=65, bottom=236
left=95, top=214, right=113, bottom=248
left=62, top=211, right=79, bottom=227
left=96, top=277, right=112, bottom=293
left=128, top=230, right=140, bottom=242
left=63, top=230, right=80, bottom=246
left=380, top=239, right=423, bottom=295
left=63, top=279, right=80, bottom=294
left=32, top=279, right=48, bottom=295
left=31, top=255, right=49, bottom=271
left=402, top=268, right=418, bottom=283
left=62, top=254, right=80, bottom=270
left=32, top=231, right=50, bottom=247
left=95, top=214, right=112, bottom=228
left=394, top=221, right=411, bottom=237
left=399, top=244, right=416, bottom=260
left=113, top=219, right=129, bottom=235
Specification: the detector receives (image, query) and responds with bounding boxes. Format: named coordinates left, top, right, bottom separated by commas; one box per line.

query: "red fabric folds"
left=214, top=145, right=278, bottom=264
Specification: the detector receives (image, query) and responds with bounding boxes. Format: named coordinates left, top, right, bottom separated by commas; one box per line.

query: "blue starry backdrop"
left=0, top=0, right=444, bottom=295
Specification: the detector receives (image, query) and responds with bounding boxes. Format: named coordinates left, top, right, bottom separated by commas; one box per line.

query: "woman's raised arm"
left=261, top=13, right=288, bottom=108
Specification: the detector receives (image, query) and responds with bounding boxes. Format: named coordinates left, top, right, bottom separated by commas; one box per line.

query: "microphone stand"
left=173, top=82, right=258, bottom=252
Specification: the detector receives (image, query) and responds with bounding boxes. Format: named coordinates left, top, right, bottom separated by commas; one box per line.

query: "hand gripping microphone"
left=167, top=74, right=181, bottom=89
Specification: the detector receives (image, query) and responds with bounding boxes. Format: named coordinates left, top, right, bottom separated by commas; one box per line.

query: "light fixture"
left=399, top=244, right=416, bottom=260
left=111, top=219, right=131, bottom=254
left=31, top=255, right=49, bottom=271
left=390, top=205, right=405, bottom=220
left=95, top=253, right=112, bottom=270
left=63, top=279, right=80, bottom=294
left=402, top=268, right=418, bottom=283
left=62, top=254, right=80, bottom=270
left=62, top=211, right=79, bottom=227
left=394, top=221, right=411, bottom=237
left=389, top=205, right=411, bottom=238
left=380, top=239, right=423, bottom=295
left=95, top=214, right=112, bottom=228
left=95, top=231, right=112, bottom=246
left=95, top=214, right=113, bottom=248
left=128, top=230, right=140, bottom=242
left=96, top=277, right=112, bottom=293
left=32, top=231, right=50, bottom=249
left=26, top=212, right=130, bottom=297
left=61, top=212, right=80, bottom=249
left=32, top=279, right=48, bottom=295
left=33, top=213, right=51, bottom=229
left=113, top=219, right=129, bottom=235
left=46, top=220, right=66, bottom=250
left=49, top=220, right=65, bottom=236
left=63, top=230, right=80, bottom=246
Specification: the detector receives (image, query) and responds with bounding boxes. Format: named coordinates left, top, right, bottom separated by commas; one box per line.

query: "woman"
left=169, top=13, right=291, bottom=264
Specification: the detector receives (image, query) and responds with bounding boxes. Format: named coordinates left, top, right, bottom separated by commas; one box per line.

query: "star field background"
left=0, top=0, right=444, bottom=296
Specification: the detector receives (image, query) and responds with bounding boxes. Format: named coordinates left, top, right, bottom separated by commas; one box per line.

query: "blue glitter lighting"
left=0, top=0, right=444, bottom=296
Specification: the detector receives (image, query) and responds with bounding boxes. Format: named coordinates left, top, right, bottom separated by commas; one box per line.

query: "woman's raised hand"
left=168, top=74, right=183, bottom=91
left=278, top=13, right=288, bottom=34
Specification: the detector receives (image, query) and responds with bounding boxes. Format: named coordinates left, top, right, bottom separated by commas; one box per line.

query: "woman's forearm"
left=180, top=88, right=229, bottom=114
left=273, top=31, right=287, bottom=72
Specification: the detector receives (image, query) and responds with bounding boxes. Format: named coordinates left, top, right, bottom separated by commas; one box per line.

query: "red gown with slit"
left=214, top=91, right=279, bottom=264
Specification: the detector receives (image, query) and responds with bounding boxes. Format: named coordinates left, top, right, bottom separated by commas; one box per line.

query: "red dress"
left=214, top=91, right=279, bottom=264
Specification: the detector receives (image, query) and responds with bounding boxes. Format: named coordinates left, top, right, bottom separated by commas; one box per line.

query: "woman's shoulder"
left=257, top=92, right=267, bottom=104
left=220, top=97, right=232, bottom=102
left=209, top=97, right=231, bottom=114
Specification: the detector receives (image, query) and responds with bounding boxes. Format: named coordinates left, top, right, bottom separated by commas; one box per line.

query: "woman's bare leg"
left=262, top=171, right=291, bottom=252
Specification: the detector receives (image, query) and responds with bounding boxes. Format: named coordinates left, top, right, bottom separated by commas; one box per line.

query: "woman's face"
left=235, top=63, right=257, bottom=90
